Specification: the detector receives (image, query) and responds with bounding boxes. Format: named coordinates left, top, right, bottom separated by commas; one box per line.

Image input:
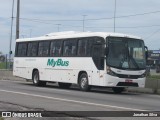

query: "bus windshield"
left=106, top=37, right=146, bottom=70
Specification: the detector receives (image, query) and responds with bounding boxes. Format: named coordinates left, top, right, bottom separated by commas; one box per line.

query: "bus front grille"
left=117, top=74, right=141, bottom=79
left=117, top=82, right=139, bottom=87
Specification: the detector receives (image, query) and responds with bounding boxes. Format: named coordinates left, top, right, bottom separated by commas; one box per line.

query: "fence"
left=0, top=54, right=13, bottom=69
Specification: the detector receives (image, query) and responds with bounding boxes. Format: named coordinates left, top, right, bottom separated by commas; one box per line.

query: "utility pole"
left=9, top=0, right=14, bottom=69
left=83, top=15, right=87, bottom=32
left=16, top=0, right=20, bottom=39
left=159, top=49, right=160, bottom=65
left=114, top=0, right=117, bottom=33
left=29, top=29, right=32, bottom=38
left=56, top=24, right=61, bottom=32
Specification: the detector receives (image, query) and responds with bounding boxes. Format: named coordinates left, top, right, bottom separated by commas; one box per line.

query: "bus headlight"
left=107, top=67, right=117, bottom=77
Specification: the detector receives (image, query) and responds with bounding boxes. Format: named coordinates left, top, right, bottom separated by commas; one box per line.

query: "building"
left=147, top=50, right=160, bottom=72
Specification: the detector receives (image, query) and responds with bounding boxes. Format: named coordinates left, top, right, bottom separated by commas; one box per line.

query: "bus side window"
left=63, top=39, right=77, bottom=56
left=27, top=43, right=32, bottom=56
left=27, top=42, right=38, bottom=57
left=17, top=43, right=27, bottom=57
left=64, top=46, right=69, bottom=56
left=38, top=41, right=50, bottom=57
left=87, top=38, right=94, bottom=56
left=92, top=37, right=105, bottom=70
left=56, top=41, right=62, bottom=56
left=50, top=41, right=62, bottom=57
left=50, top=41, right=56, bottom=56
left=32, top=43, right=38, bottom=56
left=78, top=39, right=87, bottom=56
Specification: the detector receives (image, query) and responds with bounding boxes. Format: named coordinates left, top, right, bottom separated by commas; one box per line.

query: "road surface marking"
left=0, top=89, right=146, bottom=111
left=36, top=87, right=71, bottom=93
left=0, top=79, right=25, bottom=83
left=0, top=80, right=71, bottom=93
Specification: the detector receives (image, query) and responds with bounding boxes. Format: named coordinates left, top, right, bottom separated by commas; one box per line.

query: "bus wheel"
left=79, top=73, right=91, bottom=91
left=32, top=70, right=46, bottom=86
left=112, top=87, right=125, bottom=94
left=58, top=82, right=72, bottom=89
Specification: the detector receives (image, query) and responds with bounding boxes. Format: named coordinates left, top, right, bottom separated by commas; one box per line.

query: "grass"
left=0, top=62, right=13, bottom=69
left=0, top=116, right=4, bottom=120
left=0, top=62, right=7, bottom=69
left=147, top=75, right=160, bottom=80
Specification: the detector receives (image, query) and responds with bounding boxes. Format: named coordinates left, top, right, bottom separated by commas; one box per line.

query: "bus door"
left=92, top=43, right=105, bottom=86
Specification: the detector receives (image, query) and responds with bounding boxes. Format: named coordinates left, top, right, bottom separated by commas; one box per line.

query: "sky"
left=0, top=0, right=160, bottom=54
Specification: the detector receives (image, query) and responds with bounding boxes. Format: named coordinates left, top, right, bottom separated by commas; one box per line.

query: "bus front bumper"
left=104, top=74, right=145, bottom=88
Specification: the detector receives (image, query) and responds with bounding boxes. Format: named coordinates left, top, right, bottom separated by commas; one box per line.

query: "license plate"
left=125, top=80, right=133, bottom=83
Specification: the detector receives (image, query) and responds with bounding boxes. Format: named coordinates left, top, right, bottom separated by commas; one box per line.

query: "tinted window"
left=63, top=39, right=77, bottom=56
left=88, top=37, right=105, bottom=57
left=87, top=38, right=94, bottom=56
left=77, top=39, right=87, bottom=56
left=17, top=43, right=27, bottom=56
left=38, top=41, right=50, bottom=56
left=27, top=42, right=38, bottom=57
left=92, top=44, right=104, bottom=70
left=50, top=40, right=62, bottom=56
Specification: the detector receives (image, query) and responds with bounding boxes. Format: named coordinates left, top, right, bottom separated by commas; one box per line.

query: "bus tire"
left=79, top=73, right=91, bottom=91
left=32, top=70, right=46, bottom=87
left=58, top=82, right=72, bottom=89
left=112, top=87, right=125, bottom=94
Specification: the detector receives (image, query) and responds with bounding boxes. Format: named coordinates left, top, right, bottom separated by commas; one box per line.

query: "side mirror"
left=145, top=46, right=148, bottom=60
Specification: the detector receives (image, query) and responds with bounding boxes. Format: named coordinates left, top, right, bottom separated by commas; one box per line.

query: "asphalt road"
left=0, top=79, right=160, bottom=119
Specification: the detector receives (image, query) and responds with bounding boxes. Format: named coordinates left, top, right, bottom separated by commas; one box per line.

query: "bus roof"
left=16, top=31, right=142, bottom=42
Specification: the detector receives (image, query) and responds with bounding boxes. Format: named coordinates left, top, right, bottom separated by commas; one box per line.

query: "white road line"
left=0, top=79, right=25, bottom=83
left=36, top=87, right=71, bottom=93
left=0, top=89, right=146, bottom=111
left=0, top=80, right=71, bottom=93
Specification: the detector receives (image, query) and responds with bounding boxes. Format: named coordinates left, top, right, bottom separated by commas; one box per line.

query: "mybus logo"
left=47, top=59, right=69, bottom=67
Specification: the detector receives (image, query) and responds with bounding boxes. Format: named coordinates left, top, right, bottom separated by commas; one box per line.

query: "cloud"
left=0, top=0, right=160, bottom=54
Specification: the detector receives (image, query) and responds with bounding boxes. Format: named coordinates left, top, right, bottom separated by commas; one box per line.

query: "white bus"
left=13, top=31, right=148, bottom=93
